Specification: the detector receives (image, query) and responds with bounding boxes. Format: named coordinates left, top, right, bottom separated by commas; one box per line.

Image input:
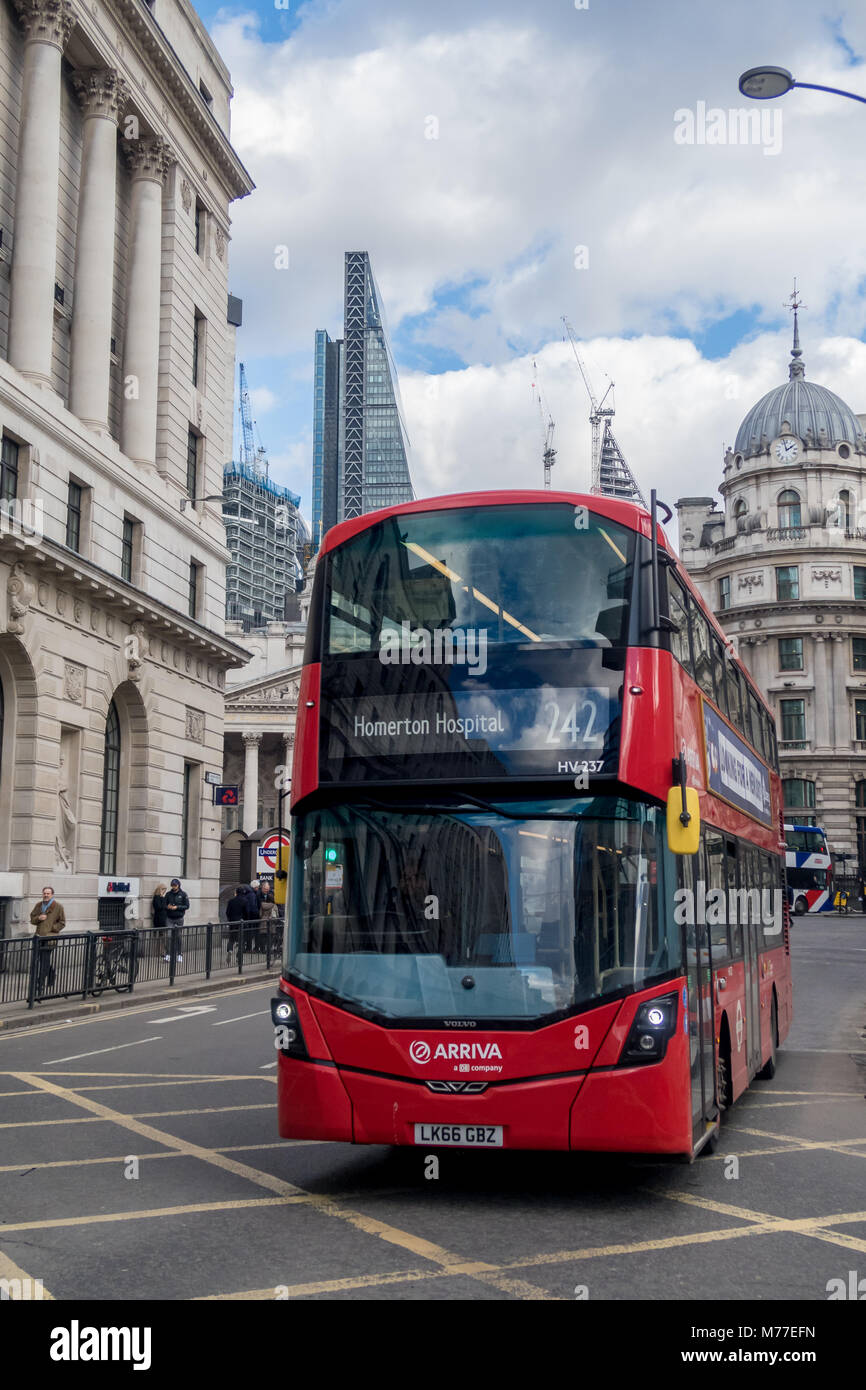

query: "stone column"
left=813, top=635, right=831, bottom=750
left=242, top=733, right=262, bottom=836
left=120, top=135, right=171, bottom=466
left=8, top=0, right=74, bottom=383
left=69, top=69, right=128, bottom=429
left=829, top=634, right=847, bottom=750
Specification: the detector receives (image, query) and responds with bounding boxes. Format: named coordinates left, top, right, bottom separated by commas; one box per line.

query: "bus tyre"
left=756, top=997, right=778, bottom=1080
left=716, top=1026, right=732, bottom=1112
left=793, top=896, right=808, bottom=916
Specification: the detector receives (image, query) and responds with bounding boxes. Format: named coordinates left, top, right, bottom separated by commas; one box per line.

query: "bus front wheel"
left=793, top=896, right=808, bottom=916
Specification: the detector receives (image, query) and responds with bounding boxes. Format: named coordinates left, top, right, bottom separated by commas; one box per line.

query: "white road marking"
left=150, top=1006, right=218, bottom=1024
left=43, top=1038, right=163, bottom=1065
left=259, top=1061, right=277, bottom=1069
left=212, top=1011, right=270, bottom=1027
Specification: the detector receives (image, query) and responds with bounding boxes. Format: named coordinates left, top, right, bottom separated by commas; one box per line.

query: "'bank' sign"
left=702, top=702, right=772, bottom=826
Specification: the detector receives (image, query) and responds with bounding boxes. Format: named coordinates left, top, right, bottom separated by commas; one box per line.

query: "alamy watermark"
left=379, top=621, right=488, bottom=677
left=674, top=101, right=782, bottom=157
left=0, top=497, right=43, bottom=547
left=674, top=882, right=783, bottom=935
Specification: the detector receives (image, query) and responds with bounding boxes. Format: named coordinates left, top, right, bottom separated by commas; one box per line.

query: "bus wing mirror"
left=667, top=786, right=700, bottom=855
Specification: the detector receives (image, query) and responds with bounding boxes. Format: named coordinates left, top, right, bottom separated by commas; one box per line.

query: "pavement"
left=0, top=962, right=281, bottom=1032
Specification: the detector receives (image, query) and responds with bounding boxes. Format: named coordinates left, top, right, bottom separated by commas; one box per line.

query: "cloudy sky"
left=194, top=0, right=866, bottom=534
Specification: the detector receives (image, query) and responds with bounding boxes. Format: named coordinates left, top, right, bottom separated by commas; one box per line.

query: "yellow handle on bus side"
left=274, top=845, right=290, bottom=905
left=666, top=786, right=700, bottom=855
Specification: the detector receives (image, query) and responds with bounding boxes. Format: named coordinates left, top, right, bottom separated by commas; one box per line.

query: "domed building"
left=677, top=310, right=866, bottom=882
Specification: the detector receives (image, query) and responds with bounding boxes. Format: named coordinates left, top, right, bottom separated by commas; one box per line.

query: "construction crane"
left=561, top=316, right=646, bottom=506
left=238, top=362, right=268, bottom=475
left=531, top=359, right=557, bottom=488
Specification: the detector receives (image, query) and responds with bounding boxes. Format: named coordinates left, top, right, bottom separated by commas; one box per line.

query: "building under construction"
left=562, top=317, right=646, bottom=506
left=223, top=364, right=304, bottom=626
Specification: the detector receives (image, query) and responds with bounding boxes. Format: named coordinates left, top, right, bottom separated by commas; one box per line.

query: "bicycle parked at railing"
left=91, top=934, right=138, bottom=996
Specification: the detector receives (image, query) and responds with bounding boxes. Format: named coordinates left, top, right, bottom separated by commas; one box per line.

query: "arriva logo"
left=409, top=1040, right=503, bottom=1064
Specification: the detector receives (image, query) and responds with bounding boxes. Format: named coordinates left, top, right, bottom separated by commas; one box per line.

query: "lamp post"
left=739, top=65, right=866, bottom=106
left=180, top=493, right=224, bottom=512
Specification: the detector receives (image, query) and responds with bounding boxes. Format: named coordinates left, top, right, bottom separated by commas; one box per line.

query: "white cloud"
left=211, top=0, right=866, bottom=515
left=399, top=330, right=866, bottom=523
left=248, top=385, right=278, bottom=413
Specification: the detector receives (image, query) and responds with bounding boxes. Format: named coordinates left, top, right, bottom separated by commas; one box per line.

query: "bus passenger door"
left=742, top=847, right=763, bottom=1078
left=681, top=855, right=716, bottom=1141
left=744, top=920, right=763, bottom=1077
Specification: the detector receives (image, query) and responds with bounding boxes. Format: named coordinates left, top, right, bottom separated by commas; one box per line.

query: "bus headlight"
left=620, top=992, right=679, bottom=1065
left=271, top=996, right=308, bottom=1058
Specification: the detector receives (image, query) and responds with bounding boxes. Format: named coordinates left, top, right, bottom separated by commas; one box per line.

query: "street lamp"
left=739, top=65, right=866, bottom=106
left=180, top=494, right=224, bottom=512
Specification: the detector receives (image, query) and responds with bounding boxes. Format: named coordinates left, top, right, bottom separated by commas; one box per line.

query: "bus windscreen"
left=288, top=797, right=679, bottom=1022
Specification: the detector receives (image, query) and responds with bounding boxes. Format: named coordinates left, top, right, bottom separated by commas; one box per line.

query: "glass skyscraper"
left=312, top=251, right=413, bottom=551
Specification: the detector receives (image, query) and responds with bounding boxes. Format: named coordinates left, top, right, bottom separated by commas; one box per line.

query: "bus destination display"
left=320, top=683, right=620, bottom=782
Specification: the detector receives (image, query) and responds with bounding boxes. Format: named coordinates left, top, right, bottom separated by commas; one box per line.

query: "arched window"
left=778, top=490, right=801, bottom=529
left=838, top=489, right=852, bottom=531
left=100, top=700, right=121, bottom=874
left=733, top=499, right=747, bottom=518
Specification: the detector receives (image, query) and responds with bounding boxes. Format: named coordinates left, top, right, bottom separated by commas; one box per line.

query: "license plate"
left=414, top=1123, right=503, bottom=1147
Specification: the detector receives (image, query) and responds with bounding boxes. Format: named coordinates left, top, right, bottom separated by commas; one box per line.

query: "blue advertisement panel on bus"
left=702, top=700, right=772, bottom=826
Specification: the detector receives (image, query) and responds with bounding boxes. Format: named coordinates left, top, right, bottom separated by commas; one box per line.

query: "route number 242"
left=544, top=698, right=599, bottom=747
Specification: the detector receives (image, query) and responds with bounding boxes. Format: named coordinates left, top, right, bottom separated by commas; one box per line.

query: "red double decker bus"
left=273, top=491, right=791, bottom=1159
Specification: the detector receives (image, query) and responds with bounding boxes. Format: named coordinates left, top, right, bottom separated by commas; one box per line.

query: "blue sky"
left=192, top=0, right=866, bottom=515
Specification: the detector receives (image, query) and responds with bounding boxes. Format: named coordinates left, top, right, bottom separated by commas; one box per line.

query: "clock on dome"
left=774, top=436, right=799, bottom=463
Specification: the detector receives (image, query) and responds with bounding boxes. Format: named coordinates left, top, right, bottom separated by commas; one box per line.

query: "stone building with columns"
left=0, top=0, right=253, bottom=936
left=676, top=318, right=866, bottom=876
left=219, top=594, right=309, bottom=893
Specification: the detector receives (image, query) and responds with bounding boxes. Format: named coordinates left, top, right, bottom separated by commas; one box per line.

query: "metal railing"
left=0, top=918, right=282, bottom=1010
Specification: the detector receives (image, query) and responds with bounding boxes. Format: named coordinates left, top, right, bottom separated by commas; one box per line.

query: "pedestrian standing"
left=257, top=884, right=277, bottom=951
left=225, top=886, right=247, bottom=961
left=29, top=886, right=65, bottom=998
left=163, top=878, right=189, bottom=962
left=235, top=881, right=255, bottom=954
left=151, top=883, right=168, bottom=955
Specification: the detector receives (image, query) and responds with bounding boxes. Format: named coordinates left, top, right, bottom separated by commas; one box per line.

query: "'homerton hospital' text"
left=353, top=711, right=507, bottom=740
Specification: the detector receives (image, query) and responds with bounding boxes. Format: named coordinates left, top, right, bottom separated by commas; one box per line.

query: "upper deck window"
left=324, top=504, right=636, bottom=659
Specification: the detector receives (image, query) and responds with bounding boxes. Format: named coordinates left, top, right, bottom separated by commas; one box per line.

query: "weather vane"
left=785, top=278, right=806, bottom=318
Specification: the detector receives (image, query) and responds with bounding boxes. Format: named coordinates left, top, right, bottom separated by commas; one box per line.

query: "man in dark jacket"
left=162, top=879, right=190, bottom=963
left=225, top=886, right=247, bottom=960
left=240, top=882, right=260, bottom=956
left=165, top=879, right=190, bottom=925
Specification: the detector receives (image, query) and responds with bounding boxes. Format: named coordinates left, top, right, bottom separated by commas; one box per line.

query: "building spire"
left=785, top=278, right=806, bottom=379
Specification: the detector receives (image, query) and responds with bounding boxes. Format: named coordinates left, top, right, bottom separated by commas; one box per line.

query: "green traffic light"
left=324, top=846, right=340, bottom=863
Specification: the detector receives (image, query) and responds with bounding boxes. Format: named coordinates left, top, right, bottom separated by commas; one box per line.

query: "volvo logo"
left=425, top=1080, right=488, bottom=1094
left=409, top=1040, right=431, bottom=1064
